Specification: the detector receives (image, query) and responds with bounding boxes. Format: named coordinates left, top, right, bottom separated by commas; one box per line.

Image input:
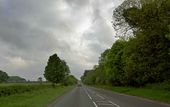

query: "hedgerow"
left=0, top=84, right=50, bottom=97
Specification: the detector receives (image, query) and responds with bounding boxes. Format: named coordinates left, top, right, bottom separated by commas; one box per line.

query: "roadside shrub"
left=0, top=84, right=50, bottom=97
left=146, top=81, right=170, bottom=91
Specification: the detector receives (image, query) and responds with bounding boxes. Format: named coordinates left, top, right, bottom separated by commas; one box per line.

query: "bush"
left=0, top=84, right=50, bottom=97
left=146, top=81, right=170, bottom=91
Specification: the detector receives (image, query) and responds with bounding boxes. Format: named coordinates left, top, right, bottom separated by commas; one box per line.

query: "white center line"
left=87, top=94, right=92, bottom=100
left=84, top=87, right=121, bottom=107
left=83, top=88, right=98, bottom=107
left=93, top=101, right=98, bottom=107
left=84, top=89, right=92, bottom=100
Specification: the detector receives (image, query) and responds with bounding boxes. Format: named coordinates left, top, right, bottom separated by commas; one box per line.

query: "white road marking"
left=96, top=100, right=118, bottom=106
left=95, top=101, right=108, bottom=103
left=87, top=94, right=92, bottom=100
left=93, top=101, right=98, bottom=107
left=84, top=87, right=120, bottom=107
left=83, top=87, right=98, bottom=107
left=87, top=88, right=95, bottom=95
left=84, top=88, right=92, bottom=100
left=109, top=101, right=120, bottom=107
left=96, top=94, right=105, bottom=100
left=98, top=103, right=113, bottom=106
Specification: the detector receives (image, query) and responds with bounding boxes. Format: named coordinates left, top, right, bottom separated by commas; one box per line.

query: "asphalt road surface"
left=48, top=86, right=170, bottom=107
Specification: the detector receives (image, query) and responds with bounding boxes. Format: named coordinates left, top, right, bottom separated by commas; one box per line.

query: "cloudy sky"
left=0, top=0, right=123, bottom=80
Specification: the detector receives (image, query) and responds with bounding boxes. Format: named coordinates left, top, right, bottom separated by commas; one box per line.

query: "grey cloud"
left=0, top=0, right=122, bottom=80
left=82, top=17, right=115, bottom=54
left=87, top=42, right=106, bottom=54
left=64, top=0, right=89, bottom=8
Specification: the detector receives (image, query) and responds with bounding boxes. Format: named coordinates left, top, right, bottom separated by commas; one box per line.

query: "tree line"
left=0, top=70, right=26, bottom=83
left=81, top=0, right=170, bottom=87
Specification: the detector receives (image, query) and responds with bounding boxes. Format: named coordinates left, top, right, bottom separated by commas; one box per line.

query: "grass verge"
left=94, top=85, right=170, bottom=104
left=0, top=85, right=73, bottom=107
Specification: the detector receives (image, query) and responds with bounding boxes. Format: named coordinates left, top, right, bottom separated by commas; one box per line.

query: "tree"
left=37, top=77, right=43, bottom=84
left=105, top=40, right=127, bottom=86
left=7, top=76, right=26, bottom=83
left=113, top=0, right=141, bottom=39
left=113, top=0, right=170, bottom=86
left=0, top=70, right=9, bottom=83
left=166, top=25, right=170, bottom=54
left=81, top=0, right=170, bottom=87
left=44, top=54, right=70, bottom=85
left=63, top=75, right=77, bottom=86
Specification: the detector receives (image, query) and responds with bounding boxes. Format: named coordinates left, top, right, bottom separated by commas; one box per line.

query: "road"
left=48, top=86, right=170, bottom=107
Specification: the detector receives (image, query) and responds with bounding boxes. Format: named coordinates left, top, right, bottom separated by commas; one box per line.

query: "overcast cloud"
left=0, top=0, right=123, bottom=80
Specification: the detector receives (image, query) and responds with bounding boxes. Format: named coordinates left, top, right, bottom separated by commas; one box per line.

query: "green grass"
left=0, top=84, right=53, bottom=97
left=94, top=84, right=170, bottom=104
left=0, top=85, right=73, bottom=107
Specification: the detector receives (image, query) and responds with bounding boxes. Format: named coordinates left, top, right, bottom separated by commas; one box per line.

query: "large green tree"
left=0, top=70, right=9, bottom=83
left=112, top=0, right=170, bottom=86
left=44, top=54, right=70, bottom=84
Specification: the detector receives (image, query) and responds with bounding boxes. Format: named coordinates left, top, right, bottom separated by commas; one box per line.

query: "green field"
left=94, top=84, right=170, bottom=104
left=0, top=83, right=73, bottom=107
